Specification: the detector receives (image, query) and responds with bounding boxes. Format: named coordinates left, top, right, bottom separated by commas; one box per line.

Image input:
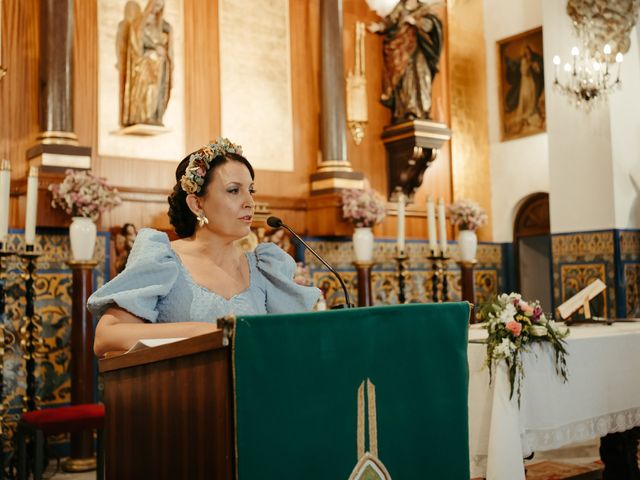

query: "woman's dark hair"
left=168, top=151, right=255, bottom=238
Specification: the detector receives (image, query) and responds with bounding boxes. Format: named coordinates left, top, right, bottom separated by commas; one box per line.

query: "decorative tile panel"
left=1, top=230, right=109, bottom=466
left=624, top=263, right=640, bottom=317
left=619, top=230, right=640, bottom=260
left=552, top=231, right=614, bottom=258
left=559, top=263, right=608, bottom=317
left=550, top=230, right=640, bottom=319
left=304, top=238, right=502, bottom=308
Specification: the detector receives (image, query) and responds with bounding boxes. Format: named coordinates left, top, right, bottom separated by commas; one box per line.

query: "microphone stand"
left=269, top=219, right=352, bottom=308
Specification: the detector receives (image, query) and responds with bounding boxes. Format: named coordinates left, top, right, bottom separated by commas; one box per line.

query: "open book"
left=126, top=338, right=186, bottom=354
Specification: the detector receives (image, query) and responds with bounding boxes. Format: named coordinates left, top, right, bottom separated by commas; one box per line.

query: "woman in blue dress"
left=89, top=138, right=320, bottom=357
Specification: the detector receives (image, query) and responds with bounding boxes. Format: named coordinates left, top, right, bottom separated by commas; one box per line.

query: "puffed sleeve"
left=254, top=243, right=321, bottom=314
left=87, top=228, right=179, bottom=322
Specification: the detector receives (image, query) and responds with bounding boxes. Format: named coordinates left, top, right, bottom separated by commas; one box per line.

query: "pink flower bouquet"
left=341, top=187, right=386, bottom=228
left=446, top=198, right=488, bottom=231
left=49, top=169, right=121, bottom=221
left=477, top=293, right=569, bottom=404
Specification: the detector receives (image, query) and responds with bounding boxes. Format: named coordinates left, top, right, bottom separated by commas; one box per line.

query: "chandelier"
left=552, top=0, right=639, bottom=111
left=552, top=45, right=623, bottom=111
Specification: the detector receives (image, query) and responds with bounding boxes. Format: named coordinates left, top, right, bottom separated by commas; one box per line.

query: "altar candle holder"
left=0, top=241, right=15, bottom=467
left=427, top=251, right=451, bottom=303
left=394, top=254, right=410, bottom=304
left=19, top=246, right=42, bottom=412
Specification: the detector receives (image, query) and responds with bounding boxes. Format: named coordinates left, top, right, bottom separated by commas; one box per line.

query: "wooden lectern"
left=99, top=331, right=234, bottom=480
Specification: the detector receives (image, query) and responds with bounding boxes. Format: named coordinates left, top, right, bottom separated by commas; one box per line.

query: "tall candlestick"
left=397, top=192, right=405, bottom=255
left=25, top=166, right=38, bottom=246
left=0, top=160, right=10, bottom=243
left=438, top=198, right=447, bottom=255
left=426, top=196, right=438, bottom=255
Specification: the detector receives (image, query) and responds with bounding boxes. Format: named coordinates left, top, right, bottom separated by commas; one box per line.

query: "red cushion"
left=21, top=404, right=105, bottom=436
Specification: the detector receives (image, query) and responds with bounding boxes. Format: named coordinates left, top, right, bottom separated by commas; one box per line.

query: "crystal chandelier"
left=552, top=0, right=639, bottom=111
left=552, top=44, right=623, bottom=111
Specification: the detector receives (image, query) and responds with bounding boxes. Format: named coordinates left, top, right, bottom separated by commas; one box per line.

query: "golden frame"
left=497, top=27, right=545, bottom=141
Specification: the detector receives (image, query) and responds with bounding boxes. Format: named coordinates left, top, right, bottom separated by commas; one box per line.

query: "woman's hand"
left=94, top=307, right=219, bottom=358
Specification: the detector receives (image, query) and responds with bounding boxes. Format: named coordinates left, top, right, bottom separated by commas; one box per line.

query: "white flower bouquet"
left=477, top=293, right=569, bottom=404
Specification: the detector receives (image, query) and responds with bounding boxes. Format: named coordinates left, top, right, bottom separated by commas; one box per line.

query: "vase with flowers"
left=49, top=169, right=121, bottom=260
left=446, top=198, right=488, bottom=262
left=341, top=187, right=386, bottom=262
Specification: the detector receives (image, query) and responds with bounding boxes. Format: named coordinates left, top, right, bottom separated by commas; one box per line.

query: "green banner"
left=233, top=303, right=470, bottom=479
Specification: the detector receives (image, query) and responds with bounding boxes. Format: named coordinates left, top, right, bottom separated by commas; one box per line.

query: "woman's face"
left=199, top=161, right=255, bottom=240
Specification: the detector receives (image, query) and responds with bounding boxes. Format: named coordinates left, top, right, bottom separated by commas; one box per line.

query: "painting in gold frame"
left=497, top=27, right=545, bottom=141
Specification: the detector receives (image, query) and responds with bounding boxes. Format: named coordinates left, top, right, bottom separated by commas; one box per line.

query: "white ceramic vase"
left=69, top=216, right=97, bottom=260
left=352, top=227, right=374, bottom=262
left=458, top=229, right=478, bottom=262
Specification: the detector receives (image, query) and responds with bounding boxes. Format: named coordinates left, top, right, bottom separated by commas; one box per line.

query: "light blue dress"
left=87, top=228, right=321, bottom=323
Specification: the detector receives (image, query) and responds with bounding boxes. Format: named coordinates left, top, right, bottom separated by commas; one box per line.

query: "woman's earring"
left=196, top=212, right=209, bottom=228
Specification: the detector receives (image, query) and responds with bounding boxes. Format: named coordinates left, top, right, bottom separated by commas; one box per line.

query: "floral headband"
left=180, top=138, right=243, bottom=194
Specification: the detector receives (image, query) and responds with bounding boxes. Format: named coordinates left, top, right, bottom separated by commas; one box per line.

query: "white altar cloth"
left=468, top=322, right=640, bottom=480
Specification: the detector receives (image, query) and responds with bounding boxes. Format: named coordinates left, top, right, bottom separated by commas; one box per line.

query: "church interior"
left=0, top=0, right=639, bottom=478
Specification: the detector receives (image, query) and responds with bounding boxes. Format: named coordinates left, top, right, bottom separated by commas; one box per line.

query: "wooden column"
left=310, top=0, right=363, bottom=194
left=24, top=0, right=91, bottom=229
left=64, top=259, right=99, bottom=472
left=26, top=0, right=91, bottom=172
left=39, top=0, right=76, bottom=143
left=353, top=261, right=375, bottom=307
left=458, top=260, right=477, bottom=321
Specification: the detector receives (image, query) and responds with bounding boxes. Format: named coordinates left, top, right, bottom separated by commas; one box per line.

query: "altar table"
left=468, top=322, right=640, bottom=480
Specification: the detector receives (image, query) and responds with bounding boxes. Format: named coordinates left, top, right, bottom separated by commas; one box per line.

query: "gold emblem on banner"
left=347, top=379, right=392, bottom=480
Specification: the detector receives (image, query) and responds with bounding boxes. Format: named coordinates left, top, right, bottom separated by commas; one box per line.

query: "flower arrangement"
left=477, top=293, right=569, bottom=404
left=341, top=187, right=386, bottom=228
left=446, top=199, right=488, bottom=231
left=181, top=138, right=242, bottom=194
left=49, top=169, right=121, bottom=221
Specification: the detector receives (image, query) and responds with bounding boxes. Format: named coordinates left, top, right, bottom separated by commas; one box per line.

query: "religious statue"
left=369, top=0, right=443, bottom=124
left=116, top=0, right=173, bottom=127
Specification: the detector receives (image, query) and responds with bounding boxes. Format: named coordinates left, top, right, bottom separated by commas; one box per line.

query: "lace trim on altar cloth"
left=469, top=407, right=640, bottom=478
left=521, top=407, right=640, bottom=455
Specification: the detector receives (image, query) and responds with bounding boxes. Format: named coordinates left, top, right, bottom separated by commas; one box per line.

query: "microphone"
left=267, top=216, right=352, bottom=308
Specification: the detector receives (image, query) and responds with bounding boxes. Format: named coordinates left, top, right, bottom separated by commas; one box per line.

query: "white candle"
left=0, top=159, right=10, bottom=244
left=397, top=192, right=405, bottom=255
left=25, top=166, right=38, bottom=246
left=426, top=196, right=438, bottom=255
left=438, top=198, right=447, bottom=256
